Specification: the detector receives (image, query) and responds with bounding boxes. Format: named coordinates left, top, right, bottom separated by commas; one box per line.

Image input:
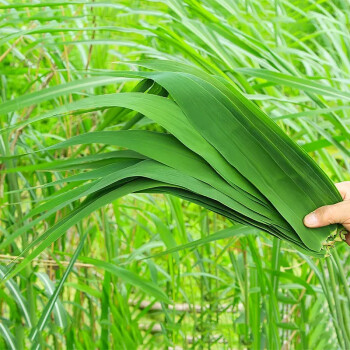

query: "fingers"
left=304, top=183, right=350, bottom=247
left=335, top=181, right=350, bottom=200
left=304, top=201, right=350, bottom=232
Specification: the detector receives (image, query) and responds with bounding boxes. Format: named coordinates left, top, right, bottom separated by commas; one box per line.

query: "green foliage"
left=1, top=0, right=350, bottom=349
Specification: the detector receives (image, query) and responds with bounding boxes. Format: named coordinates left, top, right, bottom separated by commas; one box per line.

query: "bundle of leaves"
left=1, top=60, right=343, bottom=281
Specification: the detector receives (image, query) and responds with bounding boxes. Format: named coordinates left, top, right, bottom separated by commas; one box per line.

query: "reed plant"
left=1, top=1, right=350, bottom=349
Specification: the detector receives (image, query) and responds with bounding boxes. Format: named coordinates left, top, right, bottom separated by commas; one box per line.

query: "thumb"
left=304, top=201, right=350, bottom=231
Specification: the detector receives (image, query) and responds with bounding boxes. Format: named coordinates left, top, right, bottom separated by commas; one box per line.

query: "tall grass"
left=0, top=1, right=350, bottom=349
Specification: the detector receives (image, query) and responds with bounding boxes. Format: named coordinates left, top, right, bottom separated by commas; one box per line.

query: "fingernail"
left=304, top=212, right=318, bottom=227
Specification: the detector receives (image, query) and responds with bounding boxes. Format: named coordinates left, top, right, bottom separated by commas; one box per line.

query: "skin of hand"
left=304, top=181, right=350, bottom=246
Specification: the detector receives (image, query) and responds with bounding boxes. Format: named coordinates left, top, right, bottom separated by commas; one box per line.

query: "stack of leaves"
left=1, top=60, right=343, bottom=276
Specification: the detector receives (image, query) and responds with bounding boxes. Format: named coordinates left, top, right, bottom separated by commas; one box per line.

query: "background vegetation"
left=1, top=0, right=350, bottom=349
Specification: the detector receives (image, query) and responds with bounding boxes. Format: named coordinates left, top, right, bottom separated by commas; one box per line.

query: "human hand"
left=304, top=181, right=350, bottom=245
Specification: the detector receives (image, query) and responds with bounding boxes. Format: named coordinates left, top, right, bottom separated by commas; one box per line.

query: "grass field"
left=1, top=1, right=350, bottom=349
